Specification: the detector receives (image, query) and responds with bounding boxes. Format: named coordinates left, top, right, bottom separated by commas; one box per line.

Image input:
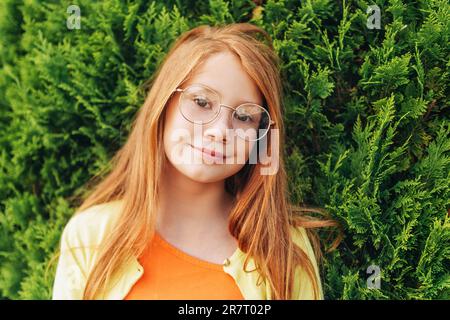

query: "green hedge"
left=0, top=0, right=448, bottom=299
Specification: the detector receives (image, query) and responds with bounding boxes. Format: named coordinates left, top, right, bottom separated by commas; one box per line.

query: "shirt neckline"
left=153, top=231, right=240, bottom=271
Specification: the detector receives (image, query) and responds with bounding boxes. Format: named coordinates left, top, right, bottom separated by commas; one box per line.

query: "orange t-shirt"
left=124, top=232, right=244, bottom=300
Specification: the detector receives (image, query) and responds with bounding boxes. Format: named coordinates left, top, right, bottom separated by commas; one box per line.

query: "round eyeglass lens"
left=233, top=104, right=270, bottom=141
left=179, top=85, right=220, bottom=124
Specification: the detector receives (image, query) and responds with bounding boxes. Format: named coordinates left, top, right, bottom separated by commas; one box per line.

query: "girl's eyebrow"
left=195, top=82, right=262, bottom=106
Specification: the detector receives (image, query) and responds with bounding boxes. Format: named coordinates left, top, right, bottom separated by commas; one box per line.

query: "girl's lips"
left=191, top=145, right=226, bottom=160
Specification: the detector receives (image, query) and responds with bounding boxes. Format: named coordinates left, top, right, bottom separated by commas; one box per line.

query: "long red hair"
left=73, top=23, right=341, bottom=300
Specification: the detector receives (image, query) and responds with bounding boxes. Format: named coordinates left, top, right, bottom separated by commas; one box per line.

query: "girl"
left=52, top=23, right=340, bottom=300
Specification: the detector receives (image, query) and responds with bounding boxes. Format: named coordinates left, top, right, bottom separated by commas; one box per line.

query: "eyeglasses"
left=174, top=83, right=275, bottom=142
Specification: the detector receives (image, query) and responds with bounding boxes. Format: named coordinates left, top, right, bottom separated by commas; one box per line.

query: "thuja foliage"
left=0, top=0, right=448, bottom=299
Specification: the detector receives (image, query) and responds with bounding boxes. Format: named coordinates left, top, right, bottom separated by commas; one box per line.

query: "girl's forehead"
left=188, top=52, right=260, bottom=100
left=182, top=72, right=262, bottom=104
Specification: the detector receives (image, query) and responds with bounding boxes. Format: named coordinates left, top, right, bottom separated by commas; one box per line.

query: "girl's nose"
left=203, top=105, right=234, bottom=143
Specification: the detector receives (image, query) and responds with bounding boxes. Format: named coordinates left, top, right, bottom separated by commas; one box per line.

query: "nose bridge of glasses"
left=210, top=103, right=234, bottom=128
left=219, top=103, right=237, bottom=112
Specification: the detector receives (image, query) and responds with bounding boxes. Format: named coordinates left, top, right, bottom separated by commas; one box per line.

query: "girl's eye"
left=193, top=97, right=211, bottom=109
left=234, top=113, right=253, bottom=122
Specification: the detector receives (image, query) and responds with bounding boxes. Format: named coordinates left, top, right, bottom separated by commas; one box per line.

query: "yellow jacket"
left=52, top=200, right=324, bottom=300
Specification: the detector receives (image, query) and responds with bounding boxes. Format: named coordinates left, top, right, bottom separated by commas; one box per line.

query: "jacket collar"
left=99, top=245, right=269, bottom=300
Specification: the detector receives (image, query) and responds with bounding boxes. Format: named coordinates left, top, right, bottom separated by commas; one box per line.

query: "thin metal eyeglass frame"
left=174, top=84, right=276, bottom=141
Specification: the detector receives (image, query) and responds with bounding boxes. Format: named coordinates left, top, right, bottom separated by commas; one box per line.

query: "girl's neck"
left=156, top=161, right=235, bottom=240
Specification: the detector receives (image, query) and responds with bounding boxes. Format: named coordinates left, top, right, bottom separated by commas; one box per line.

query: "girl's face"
left=163, top=51, right=263, bottom=183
